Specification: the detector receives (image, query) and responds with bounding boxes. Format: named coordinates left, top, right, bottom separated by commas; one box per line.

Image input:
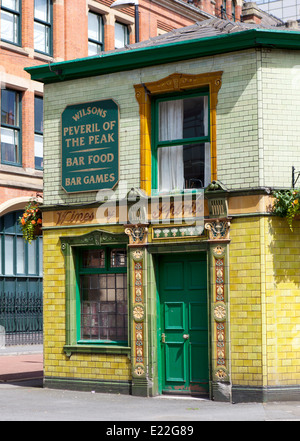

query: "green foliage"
left=272, top=189, right=300, bottom=231
left=18, top=199, right=42, bottom=244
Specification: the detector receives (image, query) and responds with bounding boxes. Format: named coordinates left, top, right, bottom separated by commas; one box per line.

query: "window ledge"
left=64, top=344, right=131, bottom=358
left=0, top=41, right=29, bottom=56
left=34, top=51, right=54, bottom=63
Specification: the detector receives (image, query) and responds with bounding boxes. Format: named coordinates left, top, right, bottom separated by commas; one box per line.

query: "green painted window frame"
left=76, top=245, right=128, bottom=345
left=1, top=88, right=22, bottom=167
left=0, top=0, right=21, bottom=46
left=34, top=0, right=53, bottom=56
left=88, top=10, right=104, bottom=55
left=34, top=95, right=43, bottom=170
left=60, top=230, right=130, bottom=356
left=151, top=88, right=210, bottom=192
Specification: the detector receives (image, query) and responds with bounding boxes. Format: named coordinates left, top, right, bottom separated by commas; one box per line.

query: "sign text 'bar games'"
left=62, top=100, right=119, bottom=193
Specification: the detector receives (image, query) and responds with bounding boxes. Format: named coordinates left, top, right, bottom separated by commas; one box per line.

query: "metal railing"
left=0, top=291, right=43, bottom=346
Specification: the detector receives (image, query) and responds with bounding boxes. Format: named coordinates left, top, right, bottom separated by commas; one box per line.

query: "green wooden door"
left=159, top=253, right=209, bottom=396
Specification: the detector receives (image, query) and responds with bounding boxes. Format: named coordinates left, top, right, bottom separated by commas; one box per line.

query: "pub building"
left=26, top=18, right=300, bottom=403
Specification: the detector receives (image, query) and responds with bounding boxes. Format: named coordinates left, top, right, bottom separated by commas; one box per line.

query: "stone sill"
left=64, top=344, right=131, bottom=358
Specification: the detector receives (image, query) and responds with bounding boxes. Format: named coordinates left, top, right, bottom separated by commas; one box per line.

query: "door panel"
left=164, top=302, right=185, bottom=330
left=165, top=342, right=186, bottom=383
left=164, top=262, right=184, bottom=290
left=159, top=253, right=209, bottom=396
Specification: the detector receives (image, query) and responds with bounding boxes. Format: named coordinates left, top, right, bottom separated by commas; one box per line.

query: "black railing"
left=0, top=292, right=43, bottom=346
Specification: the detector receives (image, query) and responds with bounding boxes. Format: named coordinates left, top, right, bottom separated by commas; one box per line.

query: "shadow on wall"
left=267, top=216, right=300, bottom=287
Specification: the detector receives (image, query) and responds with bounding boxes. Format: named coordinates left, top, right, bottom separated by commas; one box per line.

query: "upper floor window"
left=88, top=11, right=103, bottom=55
left=1, top=0, right=21, bottom=45
left=34, top=96, right=43, bottom=170
left=1, top=88, right=21, bottom=166
left=152, top=91, right=210, bottom=193
left=115, top=22, right=129, bottom=49
left=232, top=0, right=236, bottom=21
left=221, top=0, right=226, bottom=18
left=34, top=0, right=52, bottom=55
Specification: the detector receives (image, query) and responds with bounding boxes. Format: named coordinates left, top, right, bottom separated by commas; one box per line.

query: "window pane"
left=115, top=22, right=128, bottom=49
left=5, top=235, right=14, bottom=275
left=88, top=41, right=101, bottom=56
left=34, top=22, right=50, bottom=53
left=82, top=250, right=105, bottom=268
left=34, top=0, right=50, bottom=22
left=34, top=134, right=43, bottom=169
left=88, top=12, right=102, bottom=42
left=158, top=142, right=210, bottom=191
left=4, top=212, right=14, bottom=233
left=1, top=89, right=18, bottom=126
left=1, top=127, right=19, bottom=163
left=16, top=237, right=25, bottom=274
left=1, top=10, right=18, bottom=43
left=28, top=241, right=37, bottom=274
left=80, top=273, right=127, bottom=342
left=159, top=96, right=208, bottom=142
left=34, top=97, right=43, bottom=133
left=111, top=249, right=127, bottom=267
left=2, top=0, right=19, bottom=10
left=183, top=143, right=206, bottom=189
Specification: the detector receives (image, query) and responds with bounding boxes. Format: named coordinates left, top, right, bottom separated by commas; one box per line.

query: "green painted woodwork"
left=25, top=29, right=300, bottom=85
left=158, top=253, right=209, bottom=396
left=151, top=89, right=210, bottom=191
left=60, top=229, right=129, bottom=355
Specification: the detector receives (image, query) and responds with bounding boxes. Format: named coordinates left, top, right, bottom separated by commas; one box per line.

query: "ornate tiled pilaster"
left=125, top=225, right=149, bottom=396
left=207, top=222, right=231, bottom=401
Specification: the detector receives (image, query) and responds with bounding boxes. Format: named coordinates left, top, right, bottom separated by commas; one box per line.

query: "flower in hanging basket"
left=18, top=200, right=42, bottom=243
left=272, top=189, right=300, bottom=231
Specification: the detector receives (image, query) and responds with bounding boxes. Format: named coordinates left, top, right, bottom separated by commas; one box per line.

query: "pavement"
left=0, top=345, right=43, bottom=383
left=0, top=345, right=300, bottom=422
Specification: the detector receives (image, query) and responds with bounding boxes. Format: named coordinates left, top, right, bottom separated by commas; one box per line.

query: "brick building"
left=0, top=1, right=242, bottom=344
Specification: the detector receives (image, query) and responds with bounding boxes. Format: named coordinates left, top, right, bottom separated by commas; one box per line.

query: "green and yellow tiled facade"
left=40, top=192, right=300, bottom=402
left=26, top=27, right=300, bottom=402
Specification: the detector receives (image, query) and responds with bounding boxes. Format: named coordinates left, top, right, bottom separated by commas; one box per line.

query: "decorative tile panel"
left=152, top=225, right=206, bottom=240
left=210, top=237, right=230, bottom=383
left=130, top=247, right=147, bottom=380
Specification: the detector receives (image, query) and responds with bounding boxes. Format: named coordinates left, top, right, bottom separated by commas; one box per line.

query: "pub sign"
left=61, top=99, right=119, bottom=193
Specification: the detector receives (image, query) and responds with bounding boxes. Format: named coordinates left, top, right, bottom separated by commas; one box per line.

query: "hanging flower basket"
left=18, top=199, right=43, bottom=243
left=272, top=189, right=300, bottom=231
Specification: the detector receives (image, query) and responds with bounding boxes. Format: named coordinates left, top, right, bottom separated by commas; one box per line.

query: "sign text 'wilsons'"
left=61, top=100, right=119, bottom=193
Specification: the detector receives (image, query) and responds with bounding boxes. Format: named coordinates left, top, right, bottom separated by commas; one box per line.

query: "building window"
left=152, top=91, right=210, bottom=193
left=221, top=0, right=226, bottom=18
left=1, top=0, right=21, bottom=45
left=115, top=22, right=129, bottom=49
left=34, top=96, right=43, bottom=170
left=1, top=89, right=21, bottom=166
left=0, top=210, right=43, bottom=278
left=232, top=0, right=236, bottom=21
left=88, top=11, right=103, bottom=55
left=77, top=247, right=127, bottom=344
left=34, top=0, right=52, bottom=55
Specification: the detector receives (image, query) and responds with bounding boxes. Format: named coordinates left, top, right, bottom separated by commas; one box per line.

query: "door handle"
left=183, top=334, right=190, bottom=340
left=161, top=333, right=166, bottom=343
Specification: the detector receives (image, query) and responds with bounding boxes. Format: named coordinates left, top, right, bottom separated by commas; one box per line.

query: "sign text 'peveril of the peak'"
left=61, top=99, right=119, bottom=193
